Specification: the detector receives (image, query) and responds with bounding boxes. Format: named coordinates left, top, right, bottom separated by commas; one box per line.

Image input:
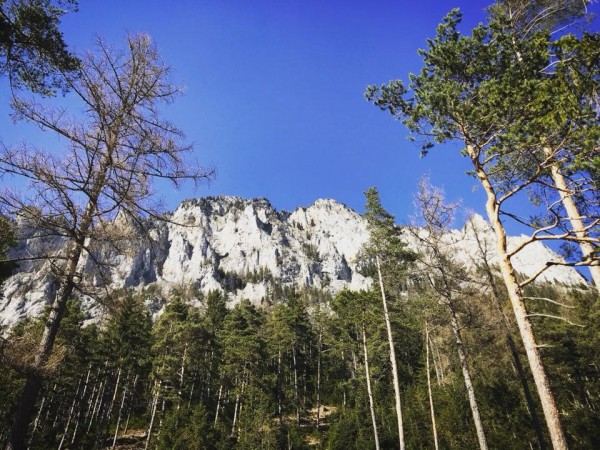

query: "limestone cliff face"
left=0, top=196, right=586, bottom=326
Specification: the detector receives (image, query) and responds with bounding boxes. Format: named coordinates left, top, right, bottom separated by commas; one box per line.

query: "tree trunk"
left=292, top=345, right=300, bottom=425
left=5, top=153, right=112, bottom=450
left=88, top=378, right=107, bottom=433
left=547, top=155, right=600, bottom=291
left=469, top=221, right=547, bottom=450
left=447, top=296, right=488, bottom=450
left=376, top=255, right=405, bottom=450
left=144, top=384, right=160, bottom=450
left=231, top=385, right=241, bottom=437
left=425, top=323, right=440, bottom=450
left=277, top=348, right=283, bottom=426
left=468, top=144, right=569, bottom=450
left=70, top=365, right=92, bottom=445
left=27, top=393, right=45, bottom=448
left=123, top=375, right=138, bottom=436
left=57, top=377, right=82, bottom=450
left=316, top=327, right=322, bottom=431
left=105, top=367, right=122, bottom=429
left=112, top=376, right=130, bottom=448
left=214, top=383, right=223, bottom=426
left=362, top=324, right=380, bottom=450
left=5, top=279, right=76, bottom=450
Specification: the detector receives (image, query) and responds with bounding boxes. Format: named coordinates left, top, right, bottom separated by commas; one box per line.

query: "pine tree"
left=362, top=187, right=415, bottom=450
left=364, top=9, right=590, bottom=447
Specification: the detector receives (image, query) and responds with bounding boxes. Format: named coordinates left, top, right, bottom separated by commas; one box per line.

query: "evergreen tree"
left=0, top=0, right=79, bottom=95
left=364, top=8, right=598, bottom=447
left=362, top=187, right=415, bottom=450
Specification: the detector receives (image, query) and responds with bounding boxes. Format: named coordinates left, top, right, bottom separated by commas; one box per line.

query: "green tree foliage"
left=0, top=0, right=79, bottom=95
left=362, top=187, right=416, bottom=288
left=0, top=280, right=597, bottom=448
left=0, top=215, right=16, bottom=283
left=103, top=294, right=153, bottom=373
left=365, top=5, right=599, bottom=448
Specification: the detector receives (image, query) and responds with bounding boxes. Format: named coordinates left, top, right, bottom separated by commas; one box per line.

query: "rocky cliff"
left=0, top=196, right=587, bottom=326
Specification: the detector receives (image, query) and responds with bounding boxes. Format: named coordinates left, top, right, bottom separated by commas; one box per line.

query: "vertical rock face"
left=0, top=196, right=372, bottom=325
left=0, top=198, right=587, bottom=326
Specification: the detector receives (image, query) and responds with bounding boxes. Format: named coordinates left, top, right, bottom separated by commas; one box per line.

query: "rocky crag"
left=0, top=196, right=586, bottom=326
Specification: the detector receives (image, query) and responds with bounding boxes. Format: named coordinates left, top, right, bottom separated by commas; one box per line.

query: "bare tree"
left=0, top=34, right=213, bottom=450
left=411, top=178, right=488, bottom=450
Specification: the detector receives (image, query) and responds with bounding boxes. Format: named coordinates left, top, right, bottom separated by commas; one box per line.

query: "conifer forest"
left=1, top=0, right=600, bottom=449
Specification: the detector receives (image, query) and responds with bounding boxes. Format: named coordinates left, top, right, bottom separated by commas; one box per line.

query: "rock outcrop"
left=0, top=196, right=586, bottom=326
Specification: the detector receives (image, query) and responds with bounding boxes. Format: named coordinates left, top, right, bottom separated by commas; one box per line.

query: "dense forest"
left=0, top=264, right=598, bottom=449
left=1, top=0, right=600, bottom=448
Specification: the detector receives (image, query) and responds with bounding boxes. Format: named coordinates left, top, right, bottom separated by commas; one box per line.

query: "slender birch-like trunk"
left=144, top=382, right=160, bottom=450
left=112, top=376, right=130, bottom=448
left=105, top=367, right=122, bottom=428
left=231, top=383, right=241, bottom=437
left=57, top=377, right=82, bottom=450
left=447, top=297, right=488, bottom=450
left=362, top=324, right=380, bottom=450
left=176, top=345, right=188, bottom=413
left=375, top=255, right=405, bottom=450
left=425, top=323, right=439, bottom=450
left=214, top=384, right=223, bottom=426
left=88, top=379, right=107, bottom=433
left=292, top=345, right=300, bottom=424
left=123, top=375, right=138, bottom=436
left=316, top=327, right=322, bottom=431
left=27, top=396, right=45, bottom=447
left=70, top=365, right=92, bottom=445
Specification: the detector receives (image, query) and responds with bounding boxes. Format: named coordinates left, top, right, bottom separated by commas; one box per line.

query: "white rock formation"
left=0, top=197, right=587, bottom=326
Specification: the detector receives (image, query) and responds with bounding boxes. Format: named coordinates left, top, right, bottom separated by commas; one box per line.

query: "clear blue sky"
left=1, top=1, right=598, bottom=225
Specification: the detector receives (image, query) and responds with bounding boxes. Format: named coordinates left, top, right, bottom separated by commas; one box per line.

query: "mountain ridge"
left=0, top=195, right=587, bottom=326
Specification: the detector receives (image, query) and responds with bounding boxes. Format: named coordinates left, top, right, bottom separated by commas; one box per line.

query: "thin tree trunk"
left=105, top=367, right=122, bottom=428
left=144, top=383, right=160, bottom=450
left=187, top=380, right=195, bottom=410
left=292, top=345, right=300, bottom=425
left=451, top=309, right=488, bottom=450
left=376, top=255, right=405, bottom=450
left=231, top=388, right=241, bottom=437
left=214, top=383, right=223, bottom=426
left=27, top=396, right=45, bottom=447
left=154, top=396, right=166, bottom=448
left=57, top=377, right=82, bottom=450
left=70, top=365, right=92, bottom=445
left=176, top=345, right=188, bottom=413
left=123, top=375, right=138, bottom=436
left=425, top=322, right=440, bottom=450
left=468, top=143, right=569, bottom=450
left=277, top=348, right=283, bottom=427
left=316, top=327, right=322, bottom=431
left=112, top=376, right=130, bottom=448
left=429, top=337, right=443, bottom=384
left=434, top=269, right=488, bottom=450
left=362, top=324, right=380, bottom=450
left=88, top=378, right=107, bottom=433
left=237, top=377, right=247, bottom=436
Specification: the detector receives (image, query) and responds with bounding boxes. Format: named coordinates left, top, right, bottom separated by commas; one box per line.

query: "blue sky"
left=1, top=1, right=598, bottom=225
